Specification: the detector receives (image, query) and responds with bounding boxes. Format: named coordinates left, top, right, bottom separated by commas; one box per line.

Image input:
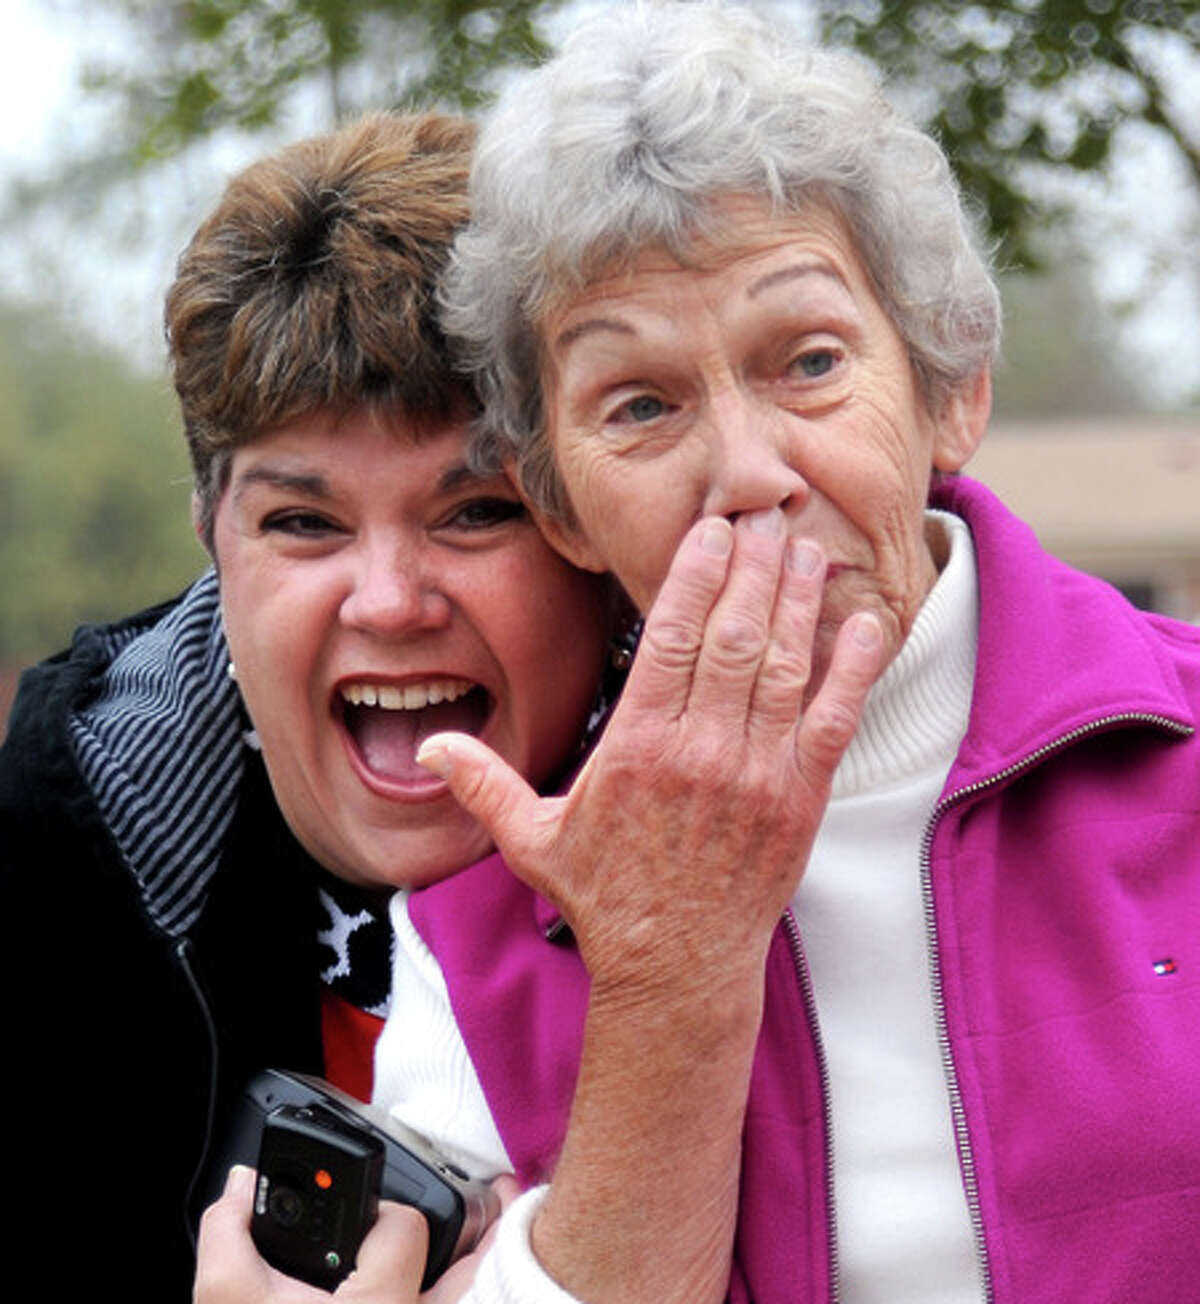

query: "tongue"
left=350, top=697, right=485, bottom=783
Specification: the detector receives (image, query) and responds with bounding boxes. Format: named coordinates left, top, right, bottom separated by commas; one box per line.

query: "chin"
left=371, top=827, right=496, bottom=892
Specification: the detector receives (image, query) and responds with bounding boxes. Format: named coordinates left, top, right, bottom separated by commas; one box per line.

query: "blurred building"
left=969, top=417, right=1200, bottom=622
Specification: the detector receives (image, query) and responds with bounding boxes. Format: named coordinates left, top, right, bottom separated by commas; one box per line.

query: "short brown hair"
left=165, top=111, right=477, bottom=544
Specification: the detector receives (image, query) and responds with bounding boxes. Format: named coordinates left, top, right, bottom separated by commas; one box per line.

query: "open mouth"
left=339, top=677, right=490, bottom=785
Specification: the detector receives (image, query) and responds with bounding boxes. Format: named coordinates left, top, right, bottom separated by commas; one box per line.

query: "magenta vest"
left=410, top=477, right=1200, bottom=1302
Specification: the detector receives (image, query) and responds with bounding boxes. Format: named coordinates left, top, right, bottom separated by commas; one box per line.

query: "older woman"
left=358, top=4, right=1200, bottom=1304
left=0, top=111, right=621, bottom=1299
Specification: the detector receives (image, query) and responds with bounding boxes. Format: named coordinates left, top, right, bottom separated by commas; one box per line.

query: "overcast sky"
left=0, top=1, right=75, bottom=168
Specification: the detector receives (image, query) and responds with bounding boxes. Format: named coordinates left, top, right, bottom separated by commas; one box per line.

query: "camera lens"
left=268, top=1186, right=305, bottom=1228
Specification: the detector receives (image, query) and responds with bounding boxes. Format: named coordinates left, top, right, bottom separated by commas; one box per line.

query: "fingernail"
left=698, top=518, right=732, bottom=556
left=416, top=736, right=454, bottom=776
left=747, top=507, right=784, bottom=537
left=226, top=1164, right=256, bottom=1196
left=788, top=539, right=821, bottom=576
left=852, top=614, right=883, bottom=649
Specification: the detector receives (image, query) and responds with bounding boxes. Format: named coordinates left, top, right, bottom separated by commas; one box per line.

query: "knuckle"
left=802, top=697, right=861, bottom=759
left=756, top=643, right=812, bottom=699
left=706, top=610, right=769, bottom=671
left=196, top=1197, right=232, bottom=1244
left=453, top=760, right=493, bottom=810
left=639, top=615, right=702, bottom=674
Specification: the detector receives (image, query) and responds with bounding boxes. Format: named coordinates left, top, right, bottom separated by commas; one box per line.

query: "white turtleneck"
left=793, top=509, right=982, bottom=1302
left=374, top=510, right=984, bottom=1304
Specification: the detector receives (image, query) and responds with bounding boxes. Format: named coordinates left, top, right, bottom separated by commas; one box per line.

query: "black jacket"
left=0, top=582, right=327, bottom=1298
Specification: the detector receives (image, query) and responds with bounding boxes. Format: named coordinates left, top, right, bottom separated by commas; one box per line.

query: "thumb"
left=335, top=1203, right=428, bottom=1299
left=416, top=732, right=554, bottom=875
left=420, top=1176, right=522, bottom=1303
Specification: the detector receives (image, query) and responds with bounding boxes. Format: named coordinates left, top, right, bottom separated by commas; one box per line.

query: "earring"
left=609, top=621, right=642, bottom=671
left=226, top=660, right=237, bottom=681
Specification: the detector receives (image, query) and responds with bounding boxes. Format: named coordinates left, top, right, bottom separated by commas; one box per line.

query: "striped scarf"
left=68, top=569, right=244, bottom=938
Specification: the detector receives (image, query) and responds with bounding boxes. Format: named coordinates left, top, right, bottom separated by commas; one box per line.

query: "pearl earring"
left=226, top=661, right=237, bottom=681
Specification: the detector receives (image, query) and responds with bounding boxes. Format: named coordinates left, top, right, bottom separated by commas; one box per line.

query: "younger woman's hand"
left=193, top=1165, right=516, bottom=1304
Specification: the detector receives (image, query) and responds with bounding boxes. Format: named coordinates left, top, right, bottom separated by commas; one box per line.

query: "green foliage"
left=820, top=0, right=1200, bottom=267
left=0, top=299, right=205, bottom=667
left=81, top=0, right=562, bottom=160
left=59, top=0, right=1200, bottom=272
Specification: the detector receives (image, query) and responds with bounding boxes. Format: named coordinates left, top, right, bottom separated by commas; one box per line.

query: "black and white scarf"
left=68, top=568, right=632, bottom=1015
left=69, top=569, right=244, bottom=939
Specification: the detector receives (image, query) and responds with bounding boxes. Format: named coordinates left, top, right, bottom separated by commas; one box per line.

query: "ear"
left=192, top=491, right=221, bottom=567
left=504, top=456, right=610, bottom=574
left=529, top=505, right=610, bottom=575
left=932, top=367, right=992, bottom=473
left=191, top=492, right=209, bottom=548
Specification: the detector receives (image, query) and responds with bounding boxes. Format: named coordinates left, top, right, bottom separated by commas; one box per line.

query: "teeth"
left=341, top=678, right=474, bottom=710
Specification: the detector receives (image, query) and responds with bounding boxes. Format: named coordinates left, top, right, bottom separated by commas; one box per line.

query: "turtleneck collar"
left=831, top=510, right=979, bottom=801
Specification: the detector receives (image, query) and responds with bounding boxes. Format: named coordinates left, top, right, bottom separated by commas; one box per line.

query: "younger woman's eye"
left=262, top=510, right=339, bottom=537
left=447, top=497, right=527, bottom=530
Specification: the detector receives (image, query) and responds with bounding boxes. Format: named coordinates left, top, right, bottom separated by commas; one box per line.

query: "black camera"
left=210, top=1069, right=498, bottom=1291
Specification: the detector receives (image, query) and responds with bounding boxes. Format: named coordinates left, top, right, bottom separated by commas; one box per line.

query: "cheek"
left=217, top=569, right=261, bottom=678
left=221, top=571, right=326, bottom=735
left=516, top=555, right=610, bottom=664
left=492, top=556, right=609, bottom=717
left=576, top=471, right=694, bottom=608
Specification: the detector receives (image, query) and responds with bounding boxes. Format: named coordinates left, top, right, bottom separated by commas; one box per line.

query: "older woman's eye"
left=613, top=394, right=667, bottom=424
left=789, top=349, right=838, bottom=380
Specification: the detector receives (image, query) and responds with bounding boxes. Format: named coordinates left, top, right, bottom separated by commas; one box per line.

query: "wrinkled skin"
left=410, top=199, right=989, bottom=1303
left=537, top=198, right=988, bottom=700
left=417, top=511, right=890, bottom=1303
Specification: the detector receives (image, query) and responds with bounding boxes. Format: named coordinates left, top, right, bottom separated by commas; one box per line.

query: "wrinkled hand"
left=193, top=1165, right=518, bottom=1304
left=418, top=509, right=886, bottom=1000
left=416, top=511, right=887, bottom=1304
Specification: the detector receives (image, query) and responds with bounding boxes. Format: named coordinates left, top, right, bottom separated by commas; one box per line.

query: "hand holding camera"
left=198, top=1164, right=512, bottom=1303
left=199, top=1070, right=502, bottom=1295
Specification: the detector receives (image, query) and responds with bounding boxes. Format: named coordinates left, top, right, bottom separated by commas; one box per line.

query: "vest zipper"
left=781, top=907, right=840, bottom=1303
left=919, top=710, right=1193, bottom=1304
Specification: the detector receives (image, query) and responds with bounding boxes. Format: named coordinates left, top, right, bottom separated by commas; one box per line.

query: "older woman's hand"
left=419, top=507, right=883, bottom=995
left=194, top=1166, right=515, bottom=1304
left=417, top=507, right=886, bottom=1304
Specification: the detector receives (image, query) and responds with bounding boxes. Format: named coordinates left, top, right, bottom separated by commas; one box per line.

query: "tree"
left=76, top=0, right=563, bottom=160
left=8, top=0, right=1198, bottom=405
left=0, top=298, right=204, bottom=666
left=36, top=1, right=1198, bottom=272
left=818, top=0, right=1200, bottom=267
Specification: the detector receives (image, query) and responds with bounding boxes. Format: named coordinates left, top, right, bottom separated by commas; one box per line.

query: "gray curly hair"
left=441, top=0, right=1002, bottom=522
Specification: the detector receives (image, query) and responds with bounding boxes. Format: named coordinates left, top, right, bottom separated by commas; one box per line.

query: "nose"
left=339, top=536, right=452, bottom=637
left=699, top=392, right=810, bottom=521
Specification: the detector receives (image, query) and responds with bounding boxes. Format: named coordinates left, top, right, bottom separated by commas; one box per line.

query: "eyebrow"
left=436, top=460, right=497, bottom=493
left=746, top=259, right=849, bottom=300
left=553, top=316, right=637, bottom=353
left=232, top=466, right=330, bottom=504
left=231, top=457, right=493, bottom=504
left=552, top=258, right=852, bottom=354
